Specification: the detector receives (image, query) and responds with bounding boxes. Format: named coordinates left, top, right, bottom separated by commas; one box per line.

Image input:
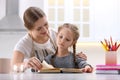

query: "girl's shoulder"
left=44, top=54, right=54, bottom=63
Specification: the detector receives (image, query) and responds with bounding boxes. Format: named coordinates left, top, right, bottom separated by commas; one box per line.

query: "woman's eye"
left=59, top=36, right=63, bottom=39
left=44, top=23, right=48, bottom=26
left=37, top=27, right=42, bottom=31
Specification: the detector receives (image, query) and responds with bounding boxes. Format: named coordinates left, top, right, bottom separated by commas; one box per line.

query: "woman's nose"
left=42, top=26, right=46, bottom=30
left=41, top=26, right=47, bottom=32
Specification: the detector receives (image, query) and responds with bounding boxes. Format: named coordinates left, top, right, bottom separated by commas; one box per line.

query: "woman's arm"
left=11, top=51, right=25, bottom=66
left=11, top=51, right=42, bottom=72
left=11, top=51, right=25, bottom=72
left=76, top=52, right=87, bottom=60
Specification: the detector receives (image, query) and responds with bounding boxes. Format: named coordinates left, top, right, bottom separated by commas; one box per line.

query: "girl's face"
left=30, top=16, right=49, bottom=39
left=56, top=27, right=75, bottom=50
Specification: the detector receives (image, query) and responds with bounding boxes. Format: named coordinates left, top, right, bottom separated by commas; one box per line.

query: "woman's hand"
left=82, top=65, right=93, bottom=73
left=76, top=52, right=87, bottom=60
left=24, top=57, right=42, bottom=70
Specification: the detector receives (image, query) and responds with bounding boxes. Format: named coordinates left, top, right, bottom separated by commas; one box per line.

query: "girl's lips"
left=58, top=43, right=64, bottom=47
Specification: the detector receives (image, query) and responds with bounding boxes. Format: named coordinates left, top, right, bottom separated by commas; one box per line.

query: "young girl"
left=11, top=7, right=87, bottom=71
left=45, top=23, right=93, bottom=73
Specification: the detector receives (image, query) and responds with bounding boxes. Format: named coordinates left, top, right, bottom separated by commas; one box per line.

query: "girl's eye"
left=66, top=38, right=70, bottom=41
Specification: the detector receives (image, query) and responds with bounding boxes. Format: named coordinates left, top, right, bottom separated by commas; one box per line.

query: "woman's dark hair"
left=23, top=7, right=46, bottom=30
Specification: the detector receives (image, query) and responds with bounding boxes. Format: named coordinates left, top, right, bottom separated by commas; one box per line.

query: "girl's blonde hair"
left=58, top=23, right=79, bottom=41
left=51, top=23, right=80, bottom=67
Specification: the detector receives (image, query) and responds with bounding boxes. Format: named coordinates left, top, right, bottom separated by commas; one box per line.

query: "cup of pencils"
left=100, top=37, right=120, bottom=65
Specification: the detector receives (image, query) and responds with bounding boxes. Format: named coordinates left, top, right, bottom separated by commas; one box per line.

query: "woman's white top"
left=14, top=29, right=57, bottom=62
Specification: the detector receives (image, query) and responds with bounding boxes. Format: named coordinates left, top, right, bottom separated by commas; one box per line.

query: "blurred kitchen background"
left=0, top=0, right=120, bottom=66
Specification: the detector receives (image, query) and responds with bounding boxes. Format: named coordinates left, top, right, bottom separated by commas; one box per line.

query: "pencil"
left=110, top=36, right=113, bottom=46
left=116, top=44, right=120, bottom=51
left=100, top=41, right=108, bottom=51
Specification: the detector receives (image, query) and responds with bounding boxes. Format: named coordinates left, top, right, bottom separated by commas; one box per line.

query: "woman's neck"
left=56, top=49, right=69, bottom=57
left=29, top=33, right=49, bottom=44
left=34, top=36, right=49, bottom=43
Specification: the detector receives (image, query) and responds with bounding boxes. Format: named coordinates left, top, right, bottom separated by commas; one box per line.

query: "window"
left=44, top=0, right=94, bottom=42
left=44, top=0, right=120, bottom=42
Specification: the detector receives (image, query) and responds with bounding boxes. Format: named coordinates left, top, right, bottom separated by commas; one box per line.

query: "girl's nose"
left=60, top=38, right=65, bottom=44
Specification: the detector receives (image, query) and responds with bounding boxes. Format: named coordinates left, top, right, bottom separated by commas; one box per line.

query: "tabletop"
left=0, top=72, right=120, bottom=80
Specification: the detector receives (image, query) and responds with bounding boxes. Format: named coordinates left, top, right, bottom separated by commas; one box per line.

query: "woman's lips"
left=41, top=32, right=47, bottom=35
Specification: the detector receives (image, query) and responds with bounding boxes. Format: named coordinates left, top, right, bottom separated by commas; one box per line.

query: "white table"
left=0, top=72, right=120, bottom=80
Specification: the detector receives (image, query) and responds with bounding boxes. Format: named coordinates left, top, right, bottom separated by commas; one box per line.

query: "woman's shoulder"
left=14, top=33, right=33, bottom=57
left=14, top=33, right=32, bottom=51
left=17, top=34, right=32, bottom=44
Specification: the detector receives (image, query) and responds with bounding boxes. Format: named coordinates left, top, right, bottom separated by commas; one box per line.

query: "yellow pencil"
left=100, top=41, right=109, bottom=51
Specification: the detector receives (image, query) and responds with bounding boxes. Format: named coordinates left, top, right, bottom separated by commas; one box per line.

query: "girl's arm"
left=76, top=57, right=93, bottom=73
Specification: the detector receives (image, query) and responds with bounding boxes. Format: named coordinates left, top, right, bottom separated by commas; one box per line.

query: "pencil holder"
left=105, top=51, right=117, bottom=65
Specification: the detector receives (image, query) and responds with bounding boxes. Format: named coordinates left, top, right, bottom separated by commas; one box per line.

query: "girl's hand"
left=24, top=57, right=42, bottom=70
left=76, top=52, right=87, bottom=60
left=82, top=65, right=93, bottom=73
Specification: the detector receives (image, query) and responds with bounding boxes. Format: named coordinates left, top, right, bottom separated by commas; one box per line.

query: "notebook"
left=38, top=60, right=83, bottom=73
left=96, top=69, right=120, bottom=74
left=38, top=68, right=83, bottom=73
left=96, top=64, right=120, bottom=74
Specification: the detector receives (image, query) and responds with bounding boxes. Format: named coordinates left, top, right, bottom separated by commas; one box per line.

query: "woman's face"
left=31, top=16, right=49, bottom=39
left=56, top=28, right=74, bottom=50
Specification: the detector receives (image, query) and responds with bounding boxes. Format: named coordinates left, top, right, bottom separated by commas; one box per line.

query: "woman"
left=11, top=7, right=87, bottom=71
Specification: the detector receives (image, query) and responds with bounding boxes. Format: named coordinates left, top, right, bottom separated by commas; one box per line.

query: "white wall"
left=0, top=0, right=6, bottom=20
left=0, top=32, right=26, bottom=58
left=19, top=0, right=44, bottom=21
left=94, top=0, right=120, bottom=41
